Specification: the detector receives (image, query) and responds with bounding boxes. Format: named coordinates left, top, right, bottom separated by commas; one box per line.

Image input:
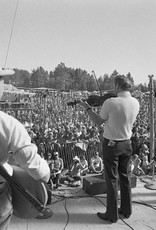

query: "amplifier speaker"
left=83, top=174, right=137, bottom=195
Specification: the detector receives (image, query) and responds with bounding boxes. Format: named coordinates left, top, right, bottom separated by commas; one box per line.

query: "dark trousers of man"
left=102, top=138, right=132, bottom=222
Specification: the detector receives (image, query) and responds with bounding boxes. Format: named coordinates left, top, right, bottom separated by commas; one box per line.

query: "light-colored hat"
left=53, top=152, right=59, bottom=156
left=73, top=156, right=80, bottom=161
left=141, top=144, right=148, bottom=150
left=0, top=68, right=15, bottom=77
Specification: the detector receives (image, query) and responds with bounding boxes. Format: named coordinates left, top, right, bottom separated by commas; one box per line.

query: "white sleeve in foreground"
left=14, top=144, right=50, bottom=180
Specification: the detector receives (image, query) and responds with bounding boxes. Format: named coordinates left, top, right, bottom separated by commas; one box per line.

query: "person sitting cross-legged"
left=64, top=156, right=83, bottom=187
left=89, top=152, right=103, bottom=174
left=131, top=154, right=145, bottom=176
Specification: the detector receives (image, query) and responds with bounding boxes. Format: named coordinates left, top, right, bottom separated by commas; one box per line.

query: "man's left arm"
left=79, top=100, right=105, bottom=126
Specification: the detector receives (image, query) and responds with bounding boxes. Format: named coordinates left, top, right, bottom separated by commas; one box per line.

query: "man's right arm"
left=4, top=114, right=50, bottom=183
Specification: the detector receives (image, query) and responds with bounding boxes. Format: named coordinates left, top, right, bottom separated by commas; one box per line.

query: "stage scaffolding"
left=142, top=75, right=156, bottom=190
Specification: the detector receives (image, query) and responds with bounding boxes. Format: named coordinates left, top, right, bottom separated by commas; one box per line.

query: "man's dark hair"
left=114, top=74, right=132, bottom=91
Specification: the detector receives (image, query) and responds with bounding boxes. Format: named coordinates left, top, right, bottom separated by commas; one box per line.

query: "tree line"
left=4, top=62, right=150, bottom=92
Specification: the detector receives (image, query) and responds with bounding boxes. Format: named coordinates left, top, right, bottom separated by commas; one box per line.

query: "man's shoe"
left=97, top=212, right=109, bottom=220
left=97, top=212, right=117, bottom=223
left=118, top=209, right=130, bottom=219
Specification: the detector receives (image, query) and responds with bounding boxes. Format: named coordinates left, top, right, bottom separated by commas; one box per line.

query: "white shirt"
left=0, top=111, right=50, bottom=181
left=99, top=91, right=140, bottom=140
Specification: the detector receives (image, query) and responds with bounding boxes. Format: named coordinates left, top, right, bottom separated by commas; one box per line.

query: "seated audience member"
left=146, top=157, right=156, bottom=174
left=64, top=156, right=83, bottom=187
left=131, top=154, right=145, bottom=176
left=141, top=153, right=149, bottom=174
left=128, top=158, right=135, bottom=175
left=89, top=152, right=103, bottom=173
left=49, top=151, right=64, bottom=189
left=79, top=155, right=89, bottom=176
left=139, top=143, right=150, bottom=161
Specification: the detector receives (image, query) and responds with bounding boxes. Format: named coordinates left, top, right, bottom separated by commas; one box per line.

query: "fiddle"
left=67, top=92, right=117, bottom=107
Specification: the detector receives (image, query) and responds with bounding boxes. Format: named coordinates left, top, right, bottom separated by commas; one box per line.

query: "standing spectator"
left=49, top=152, right=64, bottom=189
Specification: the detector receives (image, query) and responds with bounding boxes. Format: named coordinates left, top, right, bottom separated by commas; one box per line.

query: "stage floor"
left=10, top=176, right=156, bottom=230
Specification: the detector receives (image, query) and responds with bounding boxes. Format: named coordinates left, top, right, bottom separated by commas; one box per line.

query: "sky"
left=0, top=0, right=156, bottom=85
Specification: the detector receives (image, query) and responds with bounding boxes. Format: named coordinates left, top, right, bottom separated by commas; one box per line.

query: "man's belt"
left=104, top=138, right=130, bottom=142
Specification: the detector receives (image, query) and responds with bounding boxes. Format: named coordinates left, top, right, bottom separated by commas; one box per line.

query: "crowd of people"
left=0, top=70, right=155, bottom=227
left=1, top=87, right=154, bottom=179
left=47, top=151, right=104, bottom=188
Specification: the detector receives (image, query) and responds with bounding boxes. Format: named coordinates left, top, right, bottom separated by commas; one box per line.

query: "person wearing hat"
left=79, top=74, right=140, bottom=223
left=0, top=68, right=52, bottom=229
left=64, top=156, right=83, bottom=187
